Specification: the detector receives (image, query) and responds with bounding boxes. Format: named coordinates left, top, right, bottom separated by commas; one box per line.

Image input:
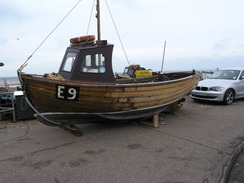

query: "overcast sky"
left=1, top=0, right=244, bottom=77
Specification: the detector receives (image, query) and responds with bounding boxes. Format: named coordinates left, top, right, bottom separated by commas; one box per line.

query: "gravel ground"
left=0, top=96, right=243, bottom=183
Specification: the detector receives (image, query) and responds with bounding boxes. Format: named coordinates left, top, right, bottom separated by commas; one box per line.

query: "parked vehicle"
left=190, top=67, right=244, bottom=104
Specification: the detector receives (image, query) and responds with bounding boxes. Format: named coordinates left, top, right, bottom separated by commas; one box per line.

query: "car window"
left=240, top=70, right=244, bottom=79
left=210, top=70, right=241, bottom=80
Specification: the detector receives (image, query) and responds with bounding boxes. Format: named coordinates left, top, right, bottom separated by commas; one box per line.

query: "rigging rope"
left=19, top=0, right=131, bottom=71
left=86, top=0, right=96, bottom=35
left=104, top=0, right=131, bottom=66
left=20, top=0, right=83, bottom=70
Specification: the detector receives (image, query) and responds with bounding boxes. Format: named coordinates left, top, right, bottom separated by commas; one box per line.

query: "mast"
left=96, top=0, right=101, bottom=41
left=161, top=41, right=167, bottom=73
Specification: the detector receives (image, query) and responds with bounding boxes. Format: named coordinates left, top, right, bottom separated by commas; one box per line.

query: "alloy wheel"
left=224, top=89, right=234, bottom=105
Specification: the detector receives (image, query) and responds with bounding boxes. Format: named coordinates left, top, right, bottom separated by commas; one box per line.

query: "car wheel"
left=223, top=89, right=234, bottom=105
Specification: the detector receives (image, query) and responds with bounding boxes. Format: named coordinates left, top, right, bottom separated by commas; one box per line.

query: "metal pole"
left=96, top=0, right=101, bottom=41
left=161, top=41, right=166, bottom=73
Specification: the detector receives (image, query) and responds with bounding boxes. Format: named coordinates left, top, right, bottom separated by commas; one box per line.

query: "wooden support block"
left=138, top=112, right=159, bottom=128
left=138, top=121, right=154, bottom=128
left=60, top=124, right=83, bottom=136
left=153, top=112, right=159, bottom=128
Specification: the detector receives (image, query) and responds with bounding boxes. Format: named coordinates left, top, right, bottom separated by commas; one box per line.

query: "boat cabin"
left=58, top=37, right=116, bottom=84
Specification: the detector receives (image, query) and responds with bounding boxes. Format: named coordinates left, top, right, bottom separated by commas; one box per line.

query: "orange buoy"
left=70, top=35, right=95, bottom=44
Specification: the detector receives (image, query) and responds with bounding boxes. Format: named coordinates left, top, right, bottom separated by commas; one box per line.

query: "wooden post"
left=138, top=112, right=159, bottom=128
left=153, top=112, right=159, bottom=128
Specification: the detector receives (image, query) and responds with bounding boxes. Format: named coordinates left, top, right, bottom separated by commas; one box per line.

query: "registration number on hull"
left=56, top=85, right=80, bottom=101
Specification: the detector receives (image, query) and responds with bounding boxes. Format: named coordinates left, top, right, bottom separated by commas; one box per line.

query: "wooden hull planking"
left=21, top=73, right=199, bottom=114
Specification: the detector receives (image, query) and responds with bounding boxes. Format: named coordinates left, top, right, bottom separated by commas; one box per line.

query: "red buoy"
left=70, top=35, right=95, bottom=44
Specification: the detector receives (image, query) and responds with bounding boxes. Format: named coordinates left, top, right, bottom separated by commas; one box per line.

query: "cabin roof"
left=69, top=42, right=113, bottom=50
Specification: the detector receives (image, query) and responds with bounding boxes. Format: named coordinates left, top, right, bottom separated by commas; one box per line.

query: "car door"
left=235, top=70, right=244, bottom=98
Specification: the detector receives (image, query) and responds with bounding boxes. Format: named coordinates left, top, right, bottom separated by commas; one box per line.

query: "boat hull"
left=20, top=72, right=199, bottom=125
left=29, top=97, right=184, bottom=126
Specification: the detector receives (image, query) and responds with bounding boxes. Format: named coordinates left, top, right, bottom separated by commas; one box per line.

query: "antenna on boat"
left=96, top=0, right=101, bottom=41
left=161, top=41, right=167, bottom=74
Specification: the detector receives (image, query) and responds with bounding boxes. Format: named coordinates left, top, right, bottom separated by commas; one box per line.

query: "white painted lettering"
left=57, top=86, right=65, bottom=99
left=68, top=88, right=77, bottom=100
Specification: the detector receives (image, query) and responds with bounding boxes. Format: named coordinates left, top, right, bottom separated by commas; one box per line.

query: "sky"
left=0, top=0, right=244, bottom=77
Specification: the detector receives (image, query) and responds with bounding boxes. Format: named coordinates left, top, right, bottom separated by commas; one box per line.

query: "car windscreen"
left=210, top=70, right=240, bottom=80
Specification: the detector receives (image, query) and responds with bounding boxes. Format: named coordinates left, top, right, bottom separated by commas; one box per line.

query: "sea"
left=0, top=77, right=20, bottom=88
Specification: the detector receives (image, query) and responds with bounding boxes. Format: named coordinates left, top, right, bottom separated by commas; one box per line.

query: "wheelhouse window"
left=62, top=52, right=77, bottom=72
left=81, top=54, right=106, bottom=73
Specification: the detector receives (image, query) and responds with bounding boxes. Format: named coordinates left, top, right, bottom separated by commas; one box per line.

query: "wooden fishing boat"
left=18, top=0, right=199, bottom=134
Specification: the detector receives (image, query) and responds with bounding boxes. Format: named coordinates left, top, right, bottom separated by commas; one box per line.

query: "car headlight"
left=209, top=86, right=225, bottom=91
